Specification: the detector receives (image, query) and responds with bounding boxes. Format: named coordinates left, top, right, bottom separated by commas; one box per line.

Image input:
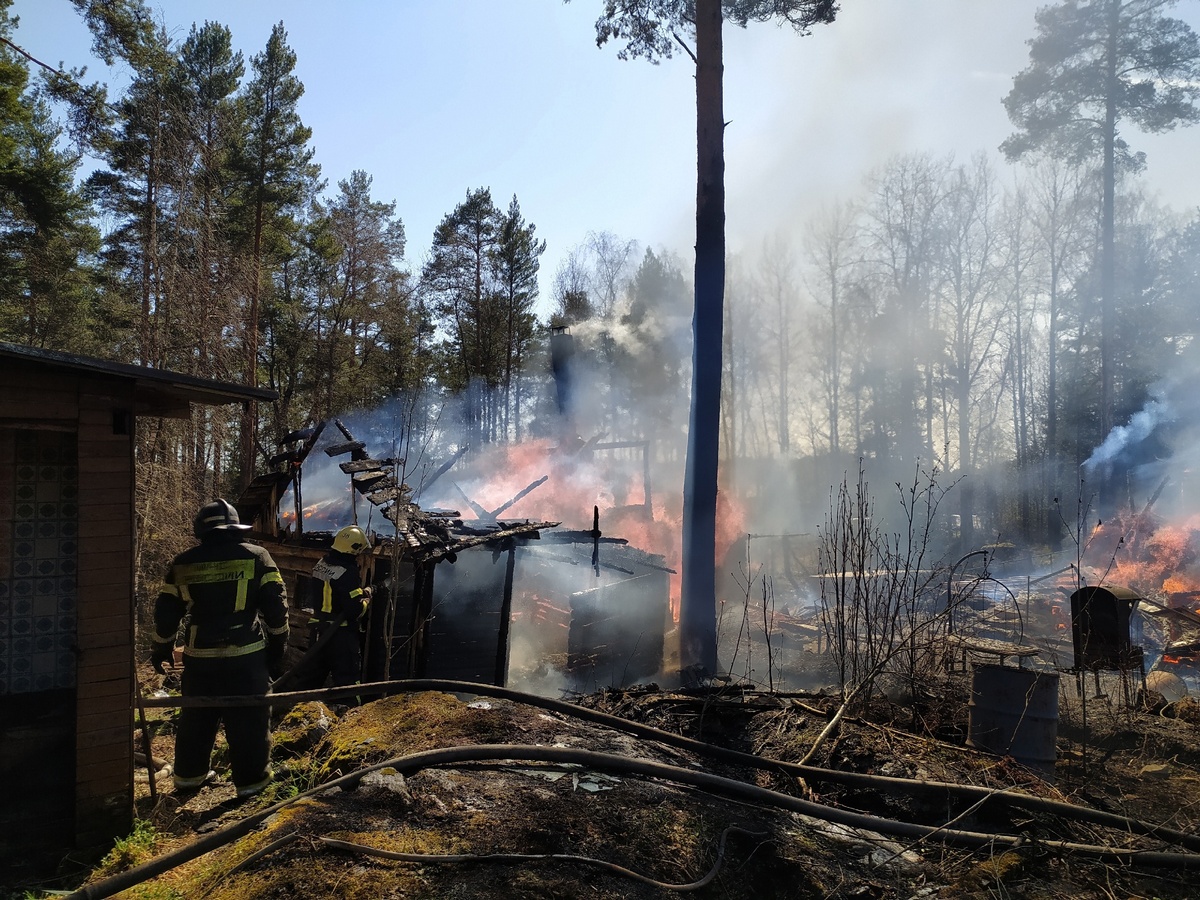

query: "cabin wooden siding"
left=1, top=359, right=136, bottom=857
left=75, top=379, right=136, bottom=851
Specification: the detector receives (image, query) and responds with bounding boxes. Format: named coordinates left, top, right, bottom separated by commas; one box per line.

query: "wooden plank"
left=76, top=723, right=131, bottom=751
left=76, top=453, right=131, bottom=475
left=77, top=768, right=133, bottom=798
left=77, top=644, right=132, bottom=668
left=77, top=430, right=122, bottom=444
left=79, top=375, right=134, bottom=398
left=76, top=659, right=133, bottom=685
left=76, top=818, right=133, bottom=846
left=75, top=588, right=132, bottom=609
left=78, top=553, right=131, bottom=577
left=339, top=459, right=385, bottom=473
left=77, top=533, right=135, bottom=556
left=76, top=819, right=134, bottom=854
left=77, top=486, right=137, bottom=507
left=76, top=562, right=134, bottom=584
left=0, top=416, right=75, bottom=430
left=77, top=630, right=132, bottom=652
left=76, top=429, right=132, bottom=448
left=76, top=619, right=131, bottom=643
left=76, top=609, right=132, bottom=631
left=74, top=582, right=132, bottom=604
left=77, top=501, right=133, bottom=523
left=76, top=455, right=135, bottom=475
left=75, top=559, right=132, bottom=579
left=78, top=405, right=129, bottom=425
left=76, top=622, right=133, bottom=648
left=78, top=403, right=132, bottom=422
left=76, top=603, right=133, bottom=629
left=76, top=802, right=133, bottom=835
left=0, top=377, right=78, bottom=399
left=352, top=470, right=388, bottom=489
left=81, top=734, right=132, bottom=763
left=0, top=364, right=77, bottom=390
left=366, top=484, right=409, bottom=504
left=324, top=440, right=364, bottom=456
left=0, top=377, right=78, bottom=400
left=77, top=463, right=130, bottom=480
left=77, top=694, right=132, bottom=720
left=0, top=399, right=77, bottom=420
left=77, top=735, right=133, bottom=765
left=78, top=677, right=132, bottom=702
left=77, top=788, right=133, bottom=817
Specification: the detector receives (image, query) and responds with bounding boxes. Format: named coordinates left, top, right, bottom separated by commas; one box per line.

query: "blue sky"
left=11, top=1, right=1200, bottom=315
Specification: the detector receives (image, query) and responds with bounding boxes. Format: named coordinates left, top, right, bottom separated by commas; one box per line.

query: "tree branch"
left=0, top=35, right=68, bottom=77
left=671, top=29, right=698, bottom=65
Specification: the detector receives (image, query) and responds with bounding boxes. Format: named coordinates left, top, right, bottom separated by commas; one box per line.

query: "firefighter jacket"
left=308, top=549, right=369, bottom=628
left=152, top=531, right=289, bottom=660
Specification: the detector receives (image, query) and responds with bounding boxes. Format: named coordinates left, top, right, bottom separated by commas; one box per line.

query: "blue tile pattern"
left=0, top=430, right=78, bottom=694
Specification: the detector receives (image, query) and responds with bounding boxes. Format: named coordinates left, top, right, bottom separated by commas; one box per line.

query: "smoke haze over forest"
left=11, top=0, right=1200, bottom=308
left=8, top=0, right=1200, bottom=602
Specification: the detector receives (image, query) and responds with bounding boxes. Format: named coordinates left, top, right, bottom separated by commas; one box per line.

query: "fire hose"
left=65, top=742, right=1200, bottom=899
left=139, top=677, right=1200, bottom=854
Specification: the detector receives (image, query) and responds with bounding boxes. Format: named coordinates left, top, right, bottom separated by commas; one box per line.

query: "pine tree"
left=0, top=0, right=102, bottom=352
left=313, top=169, right=410, bottom=417
left=1003, top=0, right=1200, bottom=441
left=169, top=21, right=244, bottom=379
left=579, top=0, right=837, bottom=675
left=421, top=187, right=503, bottom=445
left=80, top=15, right=175, bottom=367
left=491, top=194, right=544, bottom=442
left=230, top=21, right=321, bottom=483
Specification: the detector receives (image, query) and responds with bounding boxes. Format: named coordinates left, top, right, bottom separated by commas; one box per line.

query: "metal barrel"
left=967, top=663, right=1059, bottom=780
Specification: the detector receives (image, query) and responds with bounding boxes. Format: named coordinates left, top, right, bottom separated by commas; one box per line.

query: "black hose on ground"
left=66, top=743, right=1200, bottom=899
left=138, top=677, right=1200, bottom=853
left=319, top=825, right=769, bottom=893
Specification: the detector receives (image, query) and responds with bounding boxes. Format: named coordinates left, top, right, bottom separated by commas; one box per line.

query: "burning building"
left=235, top=418, right=675, bottom=693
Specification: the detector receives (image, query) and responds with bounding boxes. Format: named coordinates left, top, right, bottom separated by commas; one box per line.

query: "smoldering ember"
left=7, top=1, right=1200, bottom=899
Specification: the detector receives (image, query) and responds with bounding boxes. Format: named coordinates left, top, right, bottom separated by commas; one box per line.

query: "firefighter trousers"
left=296, top=622, right=362, bottom=691
left=174, top=652, right=271, bottom=791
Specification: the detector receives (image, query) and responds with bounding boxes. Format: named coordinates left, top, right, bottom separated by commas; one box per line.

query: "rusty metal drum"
left=967, top=663, right=1060, bottom=780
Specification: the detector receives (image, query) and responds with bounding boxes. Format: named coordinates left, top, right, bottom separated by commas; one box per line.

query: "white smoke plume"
left=1083, top=391, right=1172, bottom=473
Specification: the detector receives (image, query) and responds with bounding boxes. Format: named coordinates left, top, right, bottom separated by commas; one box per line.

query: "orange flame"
left=422, top=440, right=746, bottom=623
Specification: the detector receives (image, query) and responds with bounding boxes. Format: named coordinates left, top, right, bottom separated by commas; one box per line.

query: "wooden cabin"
left=0, top=341, right=275, bottom=870
left=235, top=421, right=557, bottom=688
left=237, top=421, right=672, bottom=692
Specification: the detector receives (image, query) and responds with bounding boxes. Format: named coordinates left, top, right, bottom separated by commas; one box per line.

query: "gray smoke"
left=1083, top=391, right=1172, bottom=473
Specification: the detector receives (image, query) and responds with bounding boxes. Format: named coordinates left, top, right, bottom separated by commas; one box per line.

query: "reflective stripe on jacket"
left=308, top=549, right=368, bottom=627
left=154, top=531, right=289, bottom=659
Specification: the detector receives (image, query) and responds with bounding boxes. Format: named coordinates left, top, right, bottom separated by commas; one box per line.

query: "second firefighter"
left=296, top=524, right=373, bottom=689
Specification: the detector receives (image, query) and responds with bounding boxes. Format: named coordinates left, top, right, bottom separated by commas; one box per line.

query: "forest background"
left=4, top=0, right=1200, bottom=619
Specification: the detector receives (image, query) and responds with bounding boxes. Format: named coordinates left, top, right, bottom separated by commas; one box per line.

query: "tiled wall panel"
left=0, top=429, right=78, bottom=695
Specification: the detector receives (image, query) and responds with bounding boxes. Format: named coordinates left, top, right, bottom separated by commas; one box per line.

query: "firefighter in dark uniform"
left=296, top=525, right=373, bottom=690
left=150, top=499, right=289, bottom=797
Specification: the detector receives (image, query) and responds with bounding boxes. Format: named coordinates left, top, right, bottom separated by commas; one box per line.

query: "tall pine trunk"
left=680, top=0, right=724, bottom=676
left=1099, top=0, right=1119, bottom=509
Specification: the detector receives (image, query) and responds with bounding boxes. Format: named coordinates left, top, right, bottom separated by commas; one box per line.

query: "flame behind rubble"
left=277, top=428, right=746, bottom=623
left=417, top=438, right=746, bottom=621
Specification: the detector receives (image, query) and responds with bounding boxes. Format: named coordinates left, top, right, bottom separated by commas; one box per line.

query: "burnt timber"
left=236, top=421, right=560, bottom=688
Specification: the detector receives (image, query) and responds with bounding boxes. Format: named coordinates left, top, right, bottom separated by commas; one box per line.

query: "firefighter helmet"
left=332, top=525, right=372, bottom=555
left=193, top=499, right=250, bottom=539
